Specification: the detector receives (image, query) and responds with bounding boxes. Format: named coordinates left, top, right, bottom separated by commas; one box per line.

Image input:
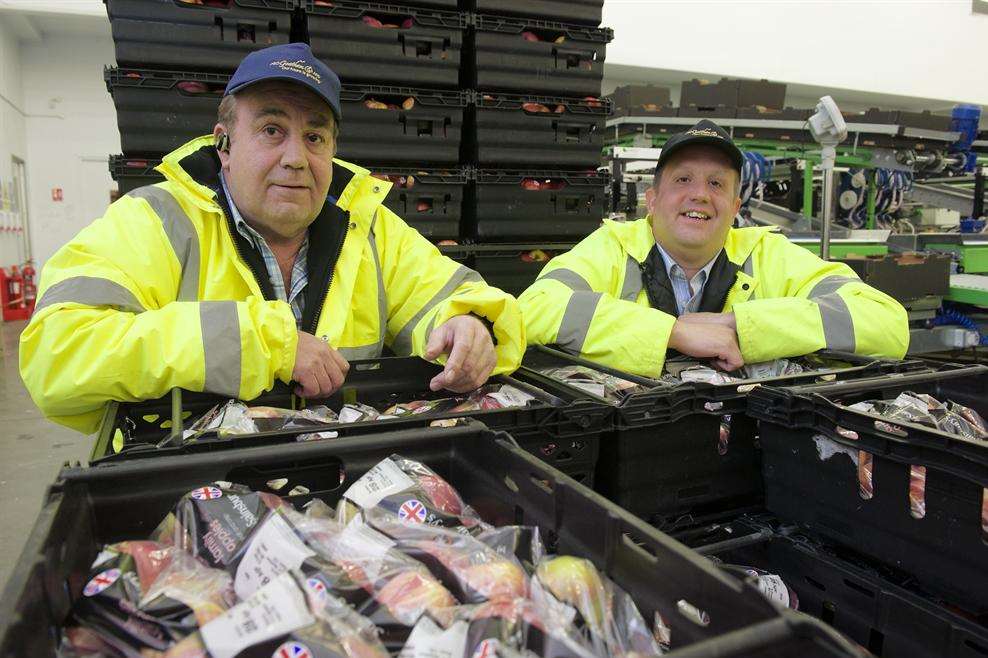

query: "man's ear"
left=212, top=124, right=231, bottom=168
left=732, top=195, right=742, bottom=217
left=644, top=185, right=657, bottom=216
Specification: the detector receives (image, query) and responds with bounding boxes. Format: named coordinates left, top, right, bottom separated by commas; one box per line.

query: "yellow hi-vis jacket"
left=519, top=217, right=909, bottom=376
left=20, top=136, right=525, bottom=433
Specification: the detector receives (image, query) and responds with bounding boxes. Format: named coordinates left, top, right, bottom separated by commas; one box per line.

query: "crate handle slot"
left=399, top=34, right=448, bottom=58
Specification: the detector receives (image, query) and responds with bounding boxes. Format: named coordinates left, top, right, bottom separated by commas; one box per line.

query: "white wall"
left=604, top=1, right=988, bottom=107
left=0, top=19, right=28, bottom=268
left=22, top=32, right=119, bottom=270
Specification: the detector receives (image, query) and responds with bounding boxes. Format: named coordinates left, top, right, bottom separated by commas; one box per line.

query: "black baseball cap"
left=225, top=43, right=343, bottom=123
left=655, top=119, right=743, bottom=176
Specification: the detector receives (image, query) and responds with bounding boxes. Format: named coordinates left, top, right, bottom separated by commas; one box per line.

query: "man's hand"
left=292, top=331, right=350, bottom=398
left=669, top=318, right=744, bottom=372
left=678, top=312, right=737, bottom=330
left=424, top=315, right=498, bottom=393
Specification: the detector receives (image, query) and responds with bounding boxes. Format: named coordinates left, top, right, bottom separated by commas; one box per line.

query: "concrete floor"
left=0, top=320, right=91, bottom=593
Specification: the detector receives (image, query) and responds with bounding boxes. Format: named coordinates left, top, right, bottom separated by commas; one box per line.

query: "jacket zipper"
left=308, top=216, right=350, bottom=336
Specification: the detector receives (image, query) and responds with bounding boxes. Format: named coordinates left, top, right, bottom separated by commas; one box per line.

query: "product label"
left=344, top=458, right=416, bottom=509
left=235, top=514, right=315, bottom=600
left=201, top=572, right=314, bottom=658
left=757, top=574, right=791, bottom=608
left=398, top=617, right=468, bottom=658
left=488, top=385, right=537, bottom=408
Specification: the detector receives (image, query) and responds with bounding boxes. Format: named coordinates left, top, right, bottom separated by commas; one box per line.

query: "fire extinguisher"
left=22, top=260, right=36, bottom=308
left=7, top=265, right=24, bottom=308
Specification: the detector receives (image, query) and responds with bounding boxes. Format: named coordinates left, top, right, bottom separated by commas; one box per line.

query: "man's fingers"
left=329, top=347, right=350, bottom=375
left=424, top=324, right=451, bottom=361
left=442, top=324, right=474, bottom=380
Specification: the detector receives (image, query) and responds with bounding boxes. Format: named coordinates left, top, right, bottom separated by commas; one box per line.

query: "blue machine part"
left=933, top=307, right=988, bottom=346
left=739, top=151, right=772, bottom=206
left=950, top=104, right=982, bottom=174
left=838, top=168, right=913, bottom=229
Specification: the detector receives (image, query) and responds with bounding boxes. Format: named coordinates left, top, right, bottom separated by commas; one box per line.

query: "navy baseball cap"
left=656, top=119, right=743, bottom=176
left=225, top=43, right=343, bottom=123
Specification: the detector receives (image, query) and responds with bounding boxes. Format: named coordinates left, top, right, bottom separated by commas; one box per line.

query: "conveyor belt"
left=946, top=274, right=988, bottom=307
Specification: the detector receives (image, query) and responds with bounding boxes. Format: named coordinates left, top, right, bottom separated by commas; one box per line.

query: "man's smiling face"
left=646, top=144, right=742, bottom=254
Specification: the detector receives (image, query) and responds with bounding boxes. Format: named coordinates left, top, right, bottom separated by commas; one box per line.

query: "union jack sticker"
left=190, top=485, right=223, bottom=501
left=273, top=640, right=311, bottom=658
left=83, top=568, right=121, bottom=597
left=398, top=498, right=428, bottom=523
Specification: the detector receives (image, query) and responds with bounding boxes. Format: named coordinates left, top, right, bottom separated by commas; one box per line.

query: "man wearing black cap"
left=519, top=119, right=908, bottom=376
left=20, top=43, right=525, bottom=434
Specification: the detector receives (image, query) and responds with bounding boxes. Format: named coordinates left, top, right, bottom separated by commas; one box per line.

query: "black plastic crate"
left=106, top=0, right=465, bottom=87
left=471, top=15, right=612, bottom=96
left=608, top=84, right=672, bottom=113
left=521, top=346, right=933, bottom=524
left=470, top=0, right=603, bottom=26
left=471, top=168, right=608, bottom=240
left=748, top=365, right=988, bottom=611
left=303, top=1, right=465, bottom=88
left=109, top=155, right=164, bottom=194
left=700, top=528, right=988, bottom=658
left=106, top=0, right=299, bottom=71
left=471, top=92, right=610, bottom=168
left=369, top=167, right=466, bottom=238
left=0, top=422, right=865, bottom=657
left=105, top=68, right=467, bottom=165
left=92, top=356, right=610, bottom=475
left=842, top=254, right=951, bottom=303
left=438, top=243, right=574, bottom=296
left=681, top=78, right=787, bottom=111
left=851, top=108, right=952, bottom=132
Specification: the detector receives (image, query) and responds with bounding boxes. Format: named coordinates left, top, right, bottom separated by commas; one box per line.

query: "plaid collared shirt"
left=221, top=173, right=308, bottom=327
left=653, top=242, right=720, bottom=315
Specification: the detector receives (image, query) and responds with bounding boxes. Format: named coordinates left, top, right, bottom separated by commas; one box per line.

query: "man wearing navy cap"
left=21, top=44, right=525, bottom=434
left=520, top=118, right=908, bottom=376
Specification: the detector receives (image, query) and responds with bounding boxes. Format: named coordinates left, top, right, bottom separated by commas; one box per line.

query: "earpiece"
left=215, top=133, right=230, bottom=153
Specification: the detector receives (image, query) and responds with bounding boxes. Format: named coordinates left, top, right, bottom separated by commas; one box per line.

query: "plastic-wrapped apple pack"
left=371, top=516, right=530, bottom=605
left=849, top=392, right=988, bottom=442
left=336, top=455, right=488, bottom=531
left=538, top=365, right=645, bottom=402
left=532, top=556, right=663, bottom=657
left=454, top=597, right=600, bottom=658
left=291, top=507, right=460, bottom=642
left=70, top=542, right=231, bottom=656
left=174, top=570, right=390, bottom=658
left=171, top=482, right=284, bottom=570
left=716, top=563, right=799, bottom=610
left=180, top=401, right=339, bottom=443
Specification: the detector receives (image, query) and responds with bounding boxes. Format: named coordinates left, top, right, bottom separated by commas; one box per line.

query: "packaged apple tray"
left=91, top=356, right=611, bottom=486
left=0, top=422, right=864, bottom=657
left=747, top=363, right=988, bottom=613
left=519, top=346, right=931, bottom=524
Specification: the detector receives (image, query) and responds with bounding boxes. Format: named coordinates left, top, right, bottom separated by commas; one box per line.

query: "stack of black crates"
left=104, top=0, right=613, bottom=296
left=460, top=0, right=612, bottom=296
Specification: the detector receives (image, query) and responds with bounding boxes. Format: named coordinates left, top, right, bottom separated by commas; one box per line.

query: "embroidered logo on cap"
left=269, top=59, right=323, bottom=84
left=685, top=128, right=721, bottom=138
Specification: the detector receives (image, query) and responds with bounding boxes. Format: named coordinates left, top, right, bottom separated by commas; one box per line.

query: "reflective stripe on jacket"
left=20, top=136, right=525, bottom=432
left=519, top=217, right=908, bottom=377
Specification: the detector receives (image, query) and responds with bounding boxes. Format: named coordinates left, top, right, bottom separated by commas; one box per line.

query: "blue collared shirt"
left=653, top=242, right=720, bottom=315
left=220, top=173, right=308, bottom=327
